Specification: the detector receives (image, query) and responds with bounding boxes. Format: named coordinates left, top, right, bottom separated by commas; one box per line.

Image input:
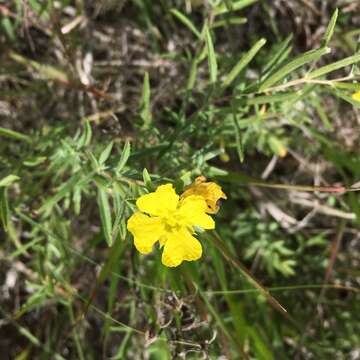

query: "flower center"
left=162, top=211, right=186, bottom=232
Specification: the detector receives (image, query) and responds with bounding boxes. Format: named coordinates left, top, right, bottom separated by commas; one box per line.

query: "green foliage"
left=1, top=1, right=360, bottom=359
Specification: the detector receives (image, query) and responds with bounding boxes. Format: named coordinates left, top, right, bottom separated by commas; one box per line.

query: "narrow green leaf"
left=222, top=38, right=266, bottom=89
left=204, top=25, right=218, bottom=83
left=1, top=17, right=16, bottom=41
left=0, top=188, right=10, bottom=232
left=187, top=46, right=207, bottom=90
left=77, top=121, right=92, bottom=148
left=140, top=72, right=152, bottom=128
left=170, top=9, right=201, bottom=39
left=245, top=92, right=297, bottom=105
left=233, top=115, right=244, bottom=163
left=0, top=175, right=20, bottom=187
left=88, top=151, right=100, bottom=172
left=73, top=187, right=82, bottom=215
left=0, top=127, right=31, bottom=142
left=116, top=141, right=131, bottom=174
left=23, top=156, right=47, bottom=167
left=307, top=53, right=360, bottom=79
left=259, top=47, right=330, bottom=91
left=214, top=0, right=258, bottom=16
left=323, top=8, right=338, bottom=46
left=262, top=34, right=293, bottom=75
left=212, top=17, right=247, bottom=29
left=142, top=168, right=153, bottom=190
left=93, top=175, right=109, bottom=189
left=99, top=141, right=114, bottom=165
left=97, top=186, right=113, bottom=246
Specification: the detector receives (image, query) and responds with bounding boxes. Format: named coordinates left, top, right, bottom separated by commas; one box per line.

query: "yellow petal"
left=181, top=177, right=227, bottom=214
left=352, top=90, right=360, bottom=101
left=161, top=229, right=202, bottom=267
left=127, top=213, right=164, bottom=254
left=136, top=184, right=179, bottom=216
left=178, top=195, right=215, bottom=229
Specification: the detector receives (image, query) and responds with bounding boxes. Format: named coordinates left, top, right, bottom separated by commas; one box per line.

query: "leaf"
left=307, top=53, right=360, bottom=79
left=322, top=8, right=338, bottom=47
left=245, top=92, right=297, bottom=105
left=1, top=16, right=16, bottom=41
left=140, top=72, right=152, bottom=128
left=116, top=141, right=131, bottom=174
left=142, top=168, right=153, bottom=190
left=262, top=34, right=293, bottom=75
left=232, top=106, right=244, bottom=163
left=97, top=186, right=113, bottom=246
left=0, top=127, right=31, bottom=143
left=0, top=175, right=20, bottom=187
left=170, top=9, right=201, bottom=39
left=204, top=25, right=218, bottom=84
left=222, top=38, right=266, bottom=89
left=211, top=17, right=247, bottom=29
left=23, top=156, right=47, bottom=167
left=259, top=46, right=330, bottom=91
left=88, top=152, right=100, bottom=172
left=77, top=121, right=92, bottom=148
left=73, top=187, right=82, bottom=215
left=213, top=0, right=258, bottom=16
left=0, top=188, right=10, bottom=232
left=99, top=141, right=114, bottom=165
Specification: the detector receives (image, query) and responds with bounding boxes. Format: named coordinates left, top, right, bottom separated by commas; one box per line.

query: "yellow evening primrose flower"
left=352, top=90, right=360, bottom=101
left=127, top=184, right=215, bottom=267
left=181, top=176, right=227, bottom=214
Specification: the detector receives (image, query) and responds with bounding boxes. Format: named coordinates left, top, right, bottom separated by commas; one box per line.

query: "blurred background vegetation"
left=1, top=0, right=360, bottom=359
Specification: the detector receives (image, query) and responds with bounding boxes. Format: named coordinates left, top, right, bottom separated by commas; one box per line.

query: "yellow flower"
left=127, top=184, right=215, bottom=267
left=181, top=176, right=227, bottom=214
left=352, top=90, right=360, bottom=101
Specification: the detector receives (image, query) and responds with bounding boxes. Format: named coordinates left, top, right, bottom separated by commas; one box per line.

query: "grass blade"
left=116, top=141, right=131, bottom=174
left=97, top=186, right=113, bottom=246
left=262, top=34, right=293, bottom=75
left=0, top=127, right=31, bottom=143
left=0, top=175, right=20, bottom=187
left=205, top=25, right=218, bottom=84
left=222, top=38, right=266, bottom=89
left=170, top=9, right=201, bottom=39
left=307, top=53, right=360, bottom=79
left=214, top=0, right=258, bottom=15
left=232, top=105, right=244, bottom=162
left=322, top=8, right=338, bottom=47
left=99, top=141, right=114, bottom=165
left=0, top=188, right=10, bottom=231
left=259, top=47, right=330, bottom=91
left=140, top=72, right=152, bottom=128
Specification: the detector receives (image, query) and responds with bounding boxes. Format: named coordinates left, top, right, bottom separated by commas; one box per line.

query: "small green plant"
left=1, top=1, right=360, bottom=359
